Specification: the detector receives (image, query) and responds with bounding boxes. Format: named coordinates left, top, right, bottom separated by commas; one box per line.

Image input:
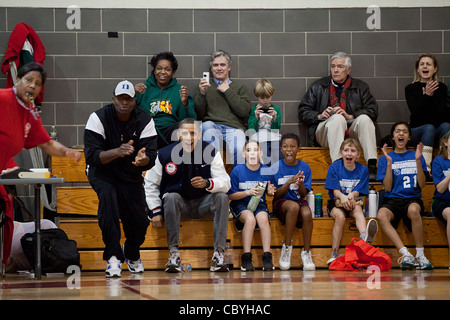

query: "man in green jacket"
left=194, top=50, right=251, bottom=166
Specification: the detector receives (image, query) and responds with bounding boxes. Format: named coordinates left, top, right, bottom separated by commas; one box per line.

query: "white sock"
left=416, top=247, right=424, bottom=257
left=399, top=247, right=410, bottom=256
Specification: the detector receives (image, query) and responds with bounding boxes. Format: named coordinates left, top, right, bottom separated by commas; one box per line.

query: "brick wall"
left=1, top=7, right=450, bottom=148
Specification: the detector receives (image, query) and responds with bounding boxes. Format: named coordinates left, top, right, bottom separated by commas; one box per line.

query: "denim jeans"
left=201, top=121, right=246, bottom=166
left=411, top=122, right=450, bottom=147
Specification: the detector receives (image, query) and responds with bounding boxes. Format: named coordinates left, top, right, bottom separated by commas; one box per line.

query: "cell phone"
left=203, top=72, right=210, bottom=83
left=261, top=107, right=270, bottom=113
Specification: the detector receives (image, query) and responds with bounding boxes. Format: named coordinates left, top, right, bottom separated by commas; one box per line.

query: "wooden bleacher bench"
left=52, top=147, right=448, bottom=270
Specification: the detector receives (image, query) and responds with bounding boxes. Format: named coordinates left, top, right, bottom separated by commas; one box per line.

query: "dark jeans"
left=411, top=123, right=450, bottom=147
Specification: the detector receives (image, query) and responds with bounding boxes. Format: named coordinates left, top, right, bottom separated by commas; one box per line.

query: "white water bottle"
left=368, top=188, right=378, bottom=217
left=307, top=190, right=315, bottom=217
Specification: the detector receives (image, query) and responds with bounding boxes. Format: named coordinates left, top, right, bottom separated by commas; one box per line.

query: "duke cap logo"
left=114, top=80, right=135, bottom=98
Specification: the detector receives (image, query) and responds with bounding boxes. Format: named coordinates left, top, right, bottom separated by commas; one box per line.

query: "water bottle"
left=306, top=189, right=315, bottom=217
left=368, top=187, right=378, bottom=218
left=314, top=193, right=323, bottom=218
left=50, top=125, right=58, bottom=141
left=224, top=239, right=233, bottom=270
left=181, top=263, right=192, bottom=273
left=247, top=181, right=267, bottom=212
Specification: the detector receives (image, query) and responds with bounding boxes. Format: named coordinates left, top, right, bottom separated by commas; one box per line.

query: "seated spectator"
left=248, top=78, right=282, bottom=166
left=271, top=133, right=315, bottom=271
left=227, top=140, right=276, bottom=271
left=431, top=131, right=450, bottom=268
left=376, top=121, right=433, bottom=270
left=405, top=53, right=450, bottom=174
left=144, top=118, right=231, bottom=273
left=194, top=50, right=251, bottom=166
left=135, top=52, right=196, bottom=149
left=298, top=52, right=378, bottom=181
left=324, top=138, right=378, bottom=266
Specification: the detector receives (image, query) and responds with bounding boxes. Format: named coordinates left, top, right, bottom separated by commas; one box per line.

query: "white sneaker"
left=415, top=255, right=433, bottom=270
left=301, top=249, right=316, bottom=271
left=361, top=219, right=378, bottom=245
left=123, top=244, right=144, bottom=273
left=106, top=256, right=122, bottom=278
left=279, top=243, right=292, bottom=271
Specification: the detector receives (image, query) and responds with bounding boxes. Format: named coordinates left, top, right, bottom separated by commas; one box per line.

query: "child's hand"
left=247, top=185, right=260, bottom=197
left=267, top=181, right=276, bottom=197
left=296, top=171, right=305, bottom=186
left=381, top=143, right=392, bottom=165
left=416, top=142, right=423, bottom=161
left=340, top=194, right=355, bottom=211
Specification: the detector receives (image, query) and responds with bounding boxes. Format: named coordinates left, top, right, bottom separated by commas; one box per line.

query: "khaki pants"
left=316, top=114, right=377, bottom=163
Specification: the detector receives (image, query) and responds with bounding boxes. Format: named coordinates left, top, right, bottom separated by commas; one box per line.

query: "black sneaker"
left=240, top=252, right=255, bottom=271
left=262, top=252, right=275, bottom=271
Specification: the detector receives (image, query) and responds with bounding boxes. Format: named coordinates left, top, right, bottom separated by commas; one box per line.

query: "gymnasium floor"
left=1, top=268, right=449, bottom=301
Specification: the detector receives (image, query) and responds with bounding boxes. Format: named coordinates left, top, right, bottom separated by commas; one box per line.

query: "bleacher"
left=51, top=147, right=448, bottom=270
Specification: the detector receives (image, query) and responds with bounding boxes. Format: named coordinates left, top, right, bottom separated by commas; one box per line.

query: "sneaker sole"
left=165, top=265, right=181, bottom=273
left=210, top=265, right=229, bottom=272
left=365, top=219, right=378, bottom=244
left=106, top=271, right=121, bottom=278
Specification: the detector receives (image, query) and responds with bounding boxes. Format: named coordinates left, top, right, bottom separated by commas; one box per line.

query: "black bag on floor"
left=20, top=228, right=81, bottom=274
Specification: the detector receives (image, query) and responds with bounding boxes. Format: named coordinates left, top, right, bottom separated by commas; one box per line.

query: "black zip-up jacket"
left=298, top=76, right=378, bottom=146
left=84, top=103, right=158, bottom=184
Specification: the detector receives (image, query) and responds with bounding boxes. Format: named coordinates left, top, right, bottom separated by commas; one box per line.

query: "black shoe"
left=368, top=159, right=377, bottom=182
left=262, top=252, right=275, bottom=271
left=240, top=252, right=254, bottom=271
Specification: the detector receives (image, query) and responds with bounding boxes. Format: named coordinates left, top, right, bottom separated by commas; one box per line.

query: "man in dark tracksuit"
left=84, top=80, right=157, bottom=277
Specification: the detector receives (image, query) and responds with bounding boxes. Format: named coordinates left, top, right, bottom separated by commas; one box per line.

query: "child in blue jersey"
left=271, top=133, right=315, bottom=271
left=227, top=140, right=276, bottom=271
left=431, top=131, right=450, bottom=268
left=325, top=138, right=378, bottom=266
left=377, top=121, right=433, bottom=270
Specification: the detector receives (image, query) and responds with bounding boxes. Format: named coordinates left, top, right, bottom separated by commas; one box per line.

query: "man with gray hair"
left=194, top=50, right=251, bottom=166
left=298, top=52, right=379, bottom=181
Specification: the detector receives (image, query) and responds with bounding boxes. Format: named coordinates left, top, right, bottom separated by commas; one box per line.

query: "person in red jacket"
left=0, top=62, right=81, bottom=173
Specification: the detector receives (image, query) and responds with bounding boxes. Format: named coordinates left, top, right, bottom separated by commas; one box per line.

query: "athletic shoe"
left=165, top=250, right=181, bottom=273
left=240, top=252, right=255, bottom=271
left=398, top=254, right=418, bottom=270
left=301, top=249, right=316, bottom=271
left=210, top=250, right=229, bottom=272
left=278, top=243, right=292, bottom=271
left=122, top=244, right=144, bottom=273
left=361, top=218, right=378, bottom=245
left=262, top=252, right=275, bottom=271
left=415, top=255, right=434, bottom=270
left=327, top=249, right=339, bottom=266
left=235, top=219, right=244, bottom=232
left=106, top=256, right=122, bottom=278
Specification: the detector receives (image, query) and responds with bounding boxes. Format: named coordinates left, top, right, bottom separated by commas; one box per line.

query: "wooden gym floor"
left=2, top=268, right=450, bottom=301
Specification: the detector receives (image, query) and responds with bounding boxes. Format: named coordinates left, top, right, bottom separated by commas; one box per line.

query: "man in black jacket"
left=84, top=80, right=158, bottom=277
left=298, top=52, right=378, bottom=180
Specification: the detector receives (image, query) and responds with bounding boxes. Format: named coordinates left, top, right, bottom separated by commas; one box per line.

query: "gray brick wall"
left=1, top=6, right=450, bottom=148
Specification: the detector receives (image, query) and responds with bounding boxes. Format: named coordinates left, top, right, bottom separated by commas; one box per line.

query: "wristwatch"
left=204, top=178, right=211, bottom=189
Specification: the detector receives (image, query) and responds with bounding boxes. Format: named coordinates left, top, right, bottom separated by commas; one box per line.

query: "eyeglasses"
left=394, top=129, right=409, bottom=134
